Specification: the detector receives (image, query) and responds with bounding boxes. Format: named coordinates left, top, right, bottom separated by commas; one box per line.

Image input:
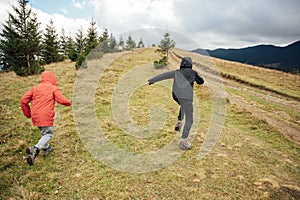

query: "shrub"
left=68, top=51, right=78, bottom=62
left=153, top=55, right=167, bottom=69
left=75, top=54, right=87, bottom=70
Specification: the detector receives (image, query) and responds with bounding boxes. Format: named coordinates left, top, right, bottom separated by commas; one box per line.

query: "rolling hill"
left=0, top=48, right=299, bottom=199
left=193, top=40, right=300, bottom=73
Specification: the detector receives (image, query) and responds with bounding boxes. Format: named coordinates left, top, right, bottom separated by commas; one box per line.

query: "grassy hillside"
left=0, top=48, right=299, bottom=199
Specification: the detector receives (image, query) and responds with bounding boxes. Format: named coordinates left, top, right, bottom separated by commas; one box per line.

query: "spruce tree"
left=99, top=29, right=109, bottom=53
left=118, top=36, right=125, bottom=50
left=158, top=32, right=175, bottom=58
left=74, top=27, right=86, bottom=69
left=109, top=33, right=117, bottom=52
left=0, top=18, right=19, bottom=72
left=66, top=34, right=76, bottom=61
left=59, top=28, right=68, bottom=59
left=99, top=29, right=109, bottom=43
left=0, top=0, right=43, bottom=76
left=75, top=27, right=85, bottom=56
left=85, top=18, right=98, bottom=54
left=137, top=37, right=145, bottom=48
left=125, top=35, right=136, bottom=50
left=153, top=32, right=175, bottom=69
left=41, top=20, right=61, bottom=64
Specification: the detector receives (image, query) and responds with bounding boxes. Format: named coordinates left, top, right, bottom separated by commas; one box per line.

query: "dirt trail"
left=169, top=50, right=300, bottom=145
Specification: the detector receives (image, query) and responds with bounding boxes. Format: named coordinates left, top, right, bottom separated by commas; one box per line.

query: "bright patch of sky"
left=29, top=0, right=94, bottom=19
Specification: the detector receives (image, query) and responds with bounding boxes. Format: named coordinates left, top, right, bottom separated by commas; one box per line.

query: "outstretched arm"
left=148, top=71, right=175, bottom=85
left=195, top=73, right=204, bottom=85
left=54, top=88, right=72, bottom=106
left=20, top=89, right=33, bottom=118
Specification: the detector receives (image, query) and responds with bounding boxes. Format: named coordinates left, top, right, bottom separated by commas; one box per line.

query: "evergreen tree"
left=41, top=20, right=61, bottom=64
left=153, top=32, right=175, bottom=69
left=66, top=34, right=76, bottom=61
left=109, top=33, right=117, bottom=52
left=158, top=32, right=175, bottom=58
left=137, top=37, right=145, bottom=48
left=74, top=27, right=85, bottom=56
left=125, top=35, right=136, bottom=50
left=0, top=18, right=19, bottom=72
left=59, top=28, right=68, bottom=59
left=99, top=28, right=109, bottom=43
left=85, top=18, right=98, bottom=54
left=0, top=0, right=43, bottom=76
left=99, top=29, right=109, bottom=53
left=118, top=36, right=125, bottom=50
left=74, top=27, right=86, bottom=69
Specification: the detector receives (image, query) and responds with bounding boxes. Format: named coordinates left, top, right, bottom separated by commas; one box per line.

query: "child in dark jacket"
left=147, top=57, right=204, bottom=150
left=21, top=71, right=72, bottom=165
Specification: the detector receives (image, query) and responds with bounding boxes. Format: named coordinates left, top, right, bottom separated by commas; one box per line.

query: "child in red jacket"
left=21, top=71, right=72, bottom=165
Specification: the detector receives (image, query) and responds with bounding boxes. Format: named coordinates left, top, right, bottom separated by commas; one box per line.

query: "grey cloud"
left=173, top=0, right=300, bottom=48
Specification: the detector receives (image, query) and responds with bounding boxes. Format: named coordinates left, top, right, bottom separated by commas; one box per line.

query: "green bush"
left=153, top=55, right=167, bottom=69
left=75, top=54, right=87, bottom=70
left=68, top=50, right=78, bottom=62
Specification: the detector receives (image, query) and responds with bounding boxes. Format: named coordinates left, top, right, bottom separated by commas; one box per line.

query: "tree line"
left=0, top=0, right=176, bottom=76
left=0, top=0, right=146, bottom=76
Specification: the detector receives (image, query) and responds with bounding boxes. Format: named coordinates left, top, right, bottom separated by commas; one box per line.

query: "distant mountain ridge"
left=192, top=40, right=300, bottom=73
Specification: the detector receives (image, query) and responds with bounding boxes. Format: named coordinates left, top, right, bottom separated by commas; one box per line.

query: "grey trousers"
left=177, top=98, right=194, bottom=139
left=34, top=126, right=53, bottom=149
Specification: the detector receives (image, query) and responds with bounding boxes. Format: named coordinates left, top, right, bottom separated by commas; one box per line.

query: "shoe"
left=179, top=138, right=192, bottom=150
left=175, top=120, right=182, bottom=132
left=42, top=146, right=53, bottom=156
left=26, top=146, right=40, bottom=165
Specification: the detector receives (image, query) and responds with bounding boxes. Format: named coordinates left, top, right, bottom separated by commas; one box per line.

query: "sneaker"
left=26, top=146, right=40, bottom=165
left=179, top=138, right=192, bottom=150
left=42, top=146, right=53, bottom=156
left=174, top=120, right=182, bottom=132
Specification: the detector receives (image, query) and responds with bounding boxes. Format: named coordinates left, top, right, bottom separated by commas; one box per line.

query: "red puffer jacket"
left=20, top=71, right=72, bottom=126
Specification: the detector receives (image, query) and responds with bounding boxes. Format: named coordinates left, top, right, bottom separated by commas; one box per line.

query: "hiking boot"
left=42, top=146, right=53, bottom=156
left=174, top=120, right=182, bottom=132
left=26, top=146, right=40, bottom=165
left=179, top=138, right=192, bottom=150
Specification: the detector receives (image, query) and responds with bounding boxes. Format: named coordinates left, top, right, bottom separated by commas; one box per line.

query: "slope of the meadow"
left=0, top=48, right=299, bottom=199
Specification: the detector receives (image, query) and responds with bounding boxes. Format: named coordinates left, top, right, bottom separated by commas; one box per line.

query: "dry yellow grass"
left=0, top=48, right=299, bottom=199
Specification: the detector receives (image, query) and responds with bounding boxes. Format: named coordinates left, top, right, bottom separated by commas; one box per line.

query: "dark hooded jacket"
left=148, top=57, right=204, bottom=101
left=21, top=71, right=72, bottom=126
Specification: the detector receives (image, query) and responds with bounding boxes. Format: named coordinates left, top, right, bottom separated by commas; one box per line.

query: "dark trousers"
left=173, top=94, right=193, bottom=139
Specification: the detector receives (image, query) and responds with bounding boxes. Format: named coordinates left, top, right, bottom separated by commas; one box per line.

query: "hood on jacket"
left=180, top=57, right=192, bottom=69
left=41, top=71, right=57, bottom=86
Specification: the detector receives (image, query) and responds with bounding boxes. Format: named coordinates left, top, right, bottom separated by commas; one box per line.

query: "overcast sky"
left=1, top=0, right=300, bottom=50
